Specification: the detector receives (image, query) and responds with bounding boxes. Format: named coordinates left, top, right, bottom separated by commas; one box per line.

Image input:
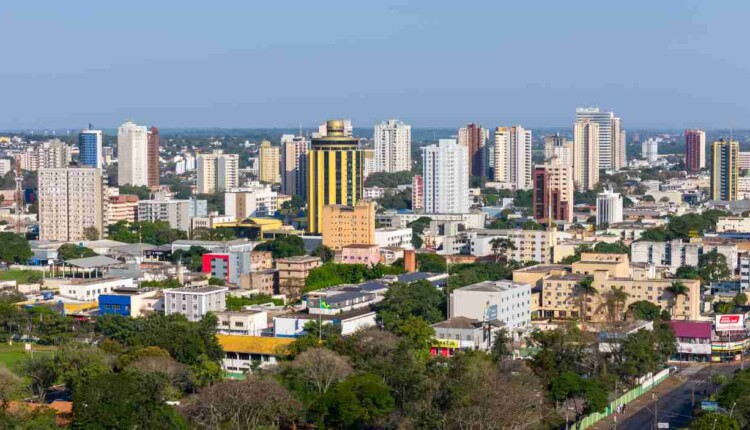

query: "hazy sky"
left=2, top=1, right=750, bottom=129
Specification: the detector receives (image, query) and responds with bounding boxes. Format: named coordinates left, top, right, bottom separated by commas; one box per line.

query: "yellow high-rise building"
left=307, top=120, right=363, bottom=234
left=259, top=140, right=281, bottom=184
left=321, top=201, right=375, bottom=251
left=711, top=139, right=739, bottom=201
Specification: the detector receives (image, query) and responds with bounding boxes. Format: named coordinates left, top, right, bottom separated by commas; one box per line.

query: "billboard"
left=715, top=314, right=745, bottom=331
left=432, top=339, right=460, bottom=349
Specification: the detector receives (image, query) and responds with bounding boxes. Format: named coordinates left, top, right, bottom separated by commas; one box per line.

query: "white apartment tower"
left=281, top=135, right=308, bottom=199
left=575, top=108, right=624, bottom=171
left=573, top=119, right=600, bottom=191
left=38, top=167, right=104, bottom=241
left=492, top=126, right=532, bottom=189
left=642, top=138, right=659, bottom=164
left=117, top=121, right=149, bottom=186
left=596, top=188, right=623, bottom=227
left=423, top=139, right=470, bottom=214
left=374, top=119, right=412, bottom=173
left=196, top=151, right=239, bottom=194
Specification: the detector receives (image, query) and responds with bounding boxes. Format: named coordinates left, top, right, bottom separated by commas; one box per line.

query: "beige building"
left=196, top=151, right=239, bottom=194
left=259, top=140, right=281, bottom=184
left=321, top=201, right=376, bottom=251
left=513, top=253, right=700, bottom=322
left=717, top=217, right=750, bottom=233
left=239, top=269, right=278, bottom=295
left=534, top=163, right=574, bottom=223
left=18, top=139, right=72, bottom=172
left=276, top=256, right=322, bottom=298
left=544, top=134, right=574, bottom=167
left=573, top=119, right=600, bottom=190
left=107, top=195, right=139, bottom=225
left=38, top=167, right=104, bottom=241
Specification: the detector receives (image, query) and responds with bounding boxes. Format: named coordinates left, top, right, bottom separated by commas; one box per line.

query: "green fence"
left=575, top=368, right=671, bottom=429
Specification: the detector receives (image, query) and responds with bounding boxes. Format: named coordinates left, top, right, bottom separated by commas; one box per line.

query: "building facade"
left=458, top=123, right=488, bottom=178
left=18, top=139, right=71, bottom=171
left=78, top=127, right=103, bottom=169
left=533, top=164, right=574, bottom=223
left=225, top=185, right=278, bottom=219
left=147, top=126, right=160, bottom=187
left=307, top=120, right=364, bottom=234
left=259, top=140, right=281, bottom=184
left=165, top=286, right=228, bottom=322
left=493, top=125, right=532, bottom=189
left=196, top=151, right=240, bottom=194
left=685, top=129, right=706, bottom=172
left=373, top=119, right=411, bottom=173
left=411, top=174, right=423, bottom=210
left=137, top=196, right=198, bottom=232
left=423, top=139, right=470, bottom=214
left=321, top=201, right=375, bottom=251
left=38, top=167, right=104, bottom=241
left=711, top=139, right=739, bottom=201
left=572, top=119, right=600, bottom=190
left=642, top=138, right=659, bottom=164
left=449, top=280, right=532, bottom=332
left=543, top=134, right=574, bottom=167
left=117, top=121, right=149, bottom=186
left=107, top=195, right=138, bottom=225
left=575, top=107, right=622, bottom=171
left=596, top=188, right=623, bottom=226
left=281, top=135, right=308, bottom=199
left=276, top=256, right=322, bottom=297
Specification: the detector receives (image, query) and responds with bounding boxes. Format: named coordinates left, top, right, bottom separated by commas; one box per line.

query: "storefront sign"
left=432, top=339, right=460, bottom=349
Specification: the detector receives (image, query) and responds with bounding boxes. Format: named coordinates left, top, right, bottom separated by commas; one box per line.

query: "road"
left=615, top=362, right=742, bottom=430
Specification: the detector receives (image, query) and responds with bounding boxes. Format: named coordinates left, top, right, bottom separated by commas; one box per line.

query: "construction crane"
left=13, top=155, right=23, bottom=235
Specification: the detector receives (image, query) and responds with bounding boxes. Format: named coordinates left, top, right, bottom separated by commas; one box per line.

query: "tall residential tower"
left=711, top=139, right=739, bottom=201
left=374, top=119, right=411, bottom=173
left=685, top=129, right=706, bottom=172
left=117, top=121, right=149, bottom=187
left=423, top=139, right=469, bottom=214
left=78, top=126, right=103, bottom=169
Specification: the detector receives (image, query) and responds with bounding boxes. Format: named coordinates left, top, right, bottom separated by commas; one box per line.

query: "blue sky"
left=2, top=1, right=749, bottom=129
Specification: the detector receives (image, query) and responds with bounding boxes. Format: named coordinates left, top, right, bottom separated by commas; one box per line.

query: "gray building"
left=631, top=240, right=738, bottom=273
left=449, top=280, right=532, bottom=333
left=164, top=286, right=228, bottom=322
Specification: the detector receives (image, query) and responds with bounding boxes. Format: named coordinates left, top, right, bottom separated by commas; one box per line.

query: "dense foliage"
left=364, top=171, right=413, bottom=188
left=254, top=235, right=306, bottom=259
left=0, top=232, right=33, bottom=264
left=108, top=220, right=187, bottom=245
left=304, top=263, right=403, bottom=293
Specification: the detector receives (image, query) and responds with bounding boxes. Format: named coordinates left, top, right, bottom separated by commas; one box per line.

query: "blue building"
left=98, top=294, right=132, bottom=317
left=78, top=127, right=103, bottom=169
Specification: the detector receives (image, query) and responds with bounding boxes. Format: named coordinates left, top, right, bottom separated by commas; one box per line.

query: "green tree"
left=675, top=265, right=702, bottom=281
left=0, top=232, right=32, bottom=264
left=665, top=281, right=689, bottom=319
left=72, top=372, right=188, bottom=430
left=311, top=245, right=335, bottom=263
left=364, top=171, right=413, bottom=188
left=733, top=292, right=748, bottom=307
left=574, top=276, right=597, bottom=321
left=714, top=301, right=735, bottom=314
left=593, top=241, right=630, bottom=255
left=628, top=300, right=662, bottom=321
left=107, top=220, right=187, bottom=245
left=83, top=226, right=100, bottom=241
left=254, top=235, right=306, bottom=259
left=169, top=246, right=209, bottom=272
left=57, top=243, right=97, bottom=261
left=376, top=280, right=445, bottom=331
left=689, top=412, right=739, bottom=430
left=18, top=356, right=58, bottom=402
left=603, top=286, right=629, bottom=322
left=55, top=344, right=111, bottom=391
left=416, top=253, right=446, bottom=272
left=191, top=227, right=236, bottom=241
left=118, top=184, right=151, bottom=199
left=698, top=250, right=731, bottom=283
left=323, top=373, right=395, bottom=430
left=490, top=328, right=512, bottom=363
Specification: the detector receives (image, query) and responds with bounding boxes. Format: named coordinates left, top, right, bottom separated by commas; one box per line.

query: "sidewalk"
left=587, top=375, right=687, bottom=430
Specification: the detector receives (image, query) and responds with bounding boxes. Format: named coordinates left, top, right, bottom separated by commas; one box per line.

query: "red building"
left=147, top=126, right=160, bottom=187
left=461, top=123, right=486, bottom=178
left=685, top=129, right=706, bottom=172
left=532, top=165, right=573, bottom=223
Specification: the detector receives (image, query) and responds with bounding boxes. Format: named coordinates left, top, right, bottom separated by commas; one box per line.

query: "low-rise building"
left=632, top=239, right=738, bottom=272
left=338, top=244, right=381, bottom=267
left=671, top=320, right=712, bottom=362
left=98, top=287, right=161, bottom=317
left=321, top=202, right=375, bottom=251
left=164, top=286, right=228, bottom=322
left=201, top=252, right=252, bottom=284
left=57, top=277, right=134, bottom=302
left=449, top=280, right=532, bottom=333
left=239, top=269, right=278, bottom=294
left=717, top=217, right=750, bottom=233
left=215, top=310, right=268, bottom=336
left=374, top=227, right=413, bottom=249
left=430, top=317, right=502, bottom=357
left=276, top=256, right=322, bottom=298
left=218, top=335, right=293, bottom=374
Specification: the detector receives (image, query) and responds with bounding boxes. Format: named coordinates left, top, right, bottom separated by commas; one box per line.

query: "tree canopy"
left=254, top=235, right=306, bottom=259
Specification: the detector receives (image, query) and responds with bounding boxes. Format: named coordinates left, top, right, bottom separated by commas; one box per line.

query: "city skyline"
left=3, top=2, right=750, bottom=129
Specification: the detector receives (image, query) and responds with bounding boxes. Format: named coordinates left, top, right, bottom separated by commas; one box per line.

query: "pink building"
left=412, top=175, right=423, bottom=210
left=338, top=244, right=381, bottom=267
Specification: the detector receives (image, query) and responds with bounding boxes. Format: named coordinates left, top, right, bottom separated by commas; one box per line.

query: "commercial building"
left=38, top=167, right=104, bottom=241
left=515, top=254, right=701, bottom=321
left=458, top=123, right=488, bottom=178
left=218, top=335, right=294, bottom=372
left=196, top=151, right=240, bottom=194
left=423, top=139, right=470, bottom=214
left=374, top=119, right=411, bottom=173
left=99, top=287, right=161, bottom=318
left=259, top=140, right=281, bottom=184
left=596, top=188, right=623, bottom=226
left=78, top=127, right=103, bottom=169
left=281, top=135, right=308, bottom=199
left=685, top=129, right=706, bottom=172
left=58, top=277, right=134, bottom=302
left=321, top=201, right=375, bottom=251
left=711, top=139, right=740, bottom=201
left=533, top=164, right=574, bottom=223
left=224, top=185, right=278, bottom=219
left=216, top=311, right=268, bottom=336
left=276, top=256, right=322, bottom=297
left=411, top=175, right=423, bottom=210
left=164, top=286, right=228, bottom=322
left=575, top=107, right=623, bottom=171
left=147, top=126, right=160, bottom=187
left=492, top=125, right=532, bottom=189
left=449, top=280, right=532, bottom=332
left=543, top=134, right=573, bottom=167
left=572, top=118, right=599, bottom=190
left=18, top=139, right=71, bottom=171
left=117, top=121, right=149, bottom=186
left=107, top=195, right=138, bottom=224
left=374, top=227, right=413, bottom=249
left=430, top=317, right=501, bottom=357
left=307, top=120, right=364, bottom=234
left=717, top=217, right=750, bottom=233
left=339, top=244, right=381, bottom=266
left=202, top=252, right=252, bottom=284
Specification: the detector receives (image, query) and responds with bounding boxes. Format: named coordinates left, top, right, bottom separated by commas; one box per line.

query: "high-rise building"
left=0, top=159, right=11, bottom=176
left=575, top=108, right=622, bottom=171
left=423, top=139, right=470, bottom=214
left=307, top=120, right=364, bottom=234
left=740, top=152, right=750, bottom=172
left=147, top=127, right=160, bottom=187
left=543, top=134, right=574, bottom=167
left=318, top=119, right=353, bottom=137
left=259, top=140, right=281, bottom=184
left=78, top=126, right=103, bottom=169
left=38, top=167, right=104, bottom=241
left=573, top=119, right=600, bottom=190
left=711, top=139, right=740, bottom=201
left=138, top=195, right=205, bottom=232
left=18, top=139, right=72, bottom=171
left=685, top=129, right=706, bottom=172
left=642, top=138, right=659, bottom=164
left=492, top=125, right=532, bottom=189
left=374, top=119, right=411, bottom=173
left=533, top=164, right=574, bottom=224
left=363, top=149, right=376, bottom=179
left=596, top=188, right=623, bottom=226
left=412, top=174, right=424, bottom=210
left=321, top=201, right=376, bottom=251
left=196, top=151, right=239, bottom=194
left=281, top=135, right=308, bottom=199
left=458, top=123, right=488, bottom=178
left=117, top=121, right=149, bottom=186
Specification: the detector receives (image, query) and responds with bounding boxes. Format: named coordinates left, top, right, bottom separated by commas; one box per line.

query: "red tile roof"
left=671, top=320, right=711, bottom=339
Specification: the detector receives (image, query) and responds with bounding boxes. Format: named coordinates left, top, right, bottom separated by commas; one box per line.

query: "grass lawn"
left=0, top=343, right=56, bottom=373
left=0, top=270, right=42, bottom=284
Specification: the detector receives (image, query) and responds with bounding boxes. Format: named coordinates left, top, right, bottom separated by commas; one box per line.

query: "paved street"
left=590, top=362, right=743, bottom=430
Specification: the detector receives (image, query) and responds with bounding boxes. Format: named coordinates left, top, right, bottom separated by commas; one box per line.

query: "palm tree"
left=574, top=276, right=597, bottom=322
left=603, top=287, right=629, bottom=323
left=490, top=237, right=503, bottom=263
left=499, top=238, right=516, bottom=264
left=665, top=281, right=689, bottom=319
